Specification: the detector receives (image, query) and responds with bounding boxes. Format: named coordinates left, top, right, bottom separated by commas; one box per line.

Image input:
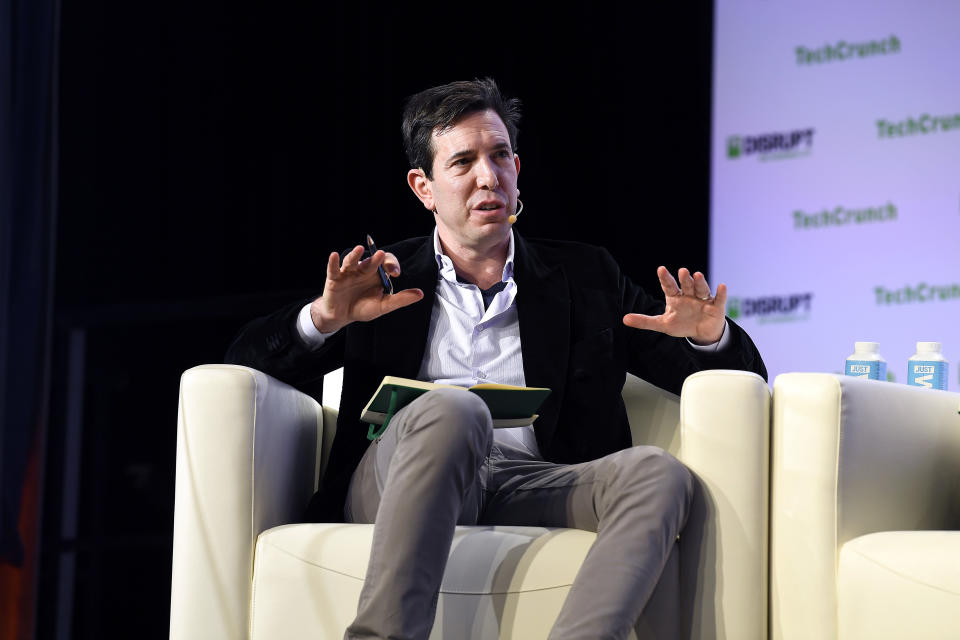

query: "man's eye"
left=454, top=158, right=470, bottom=166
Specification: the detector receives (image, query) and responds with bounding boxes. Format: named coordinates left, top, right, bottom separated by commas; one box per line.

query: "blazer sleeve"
left=224, top=297, right=346, bottom=390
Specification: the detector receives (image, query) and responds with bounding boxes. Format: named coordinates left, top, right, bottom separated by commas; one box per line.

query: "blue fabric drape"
left=0, top=0, right=59, bottom=566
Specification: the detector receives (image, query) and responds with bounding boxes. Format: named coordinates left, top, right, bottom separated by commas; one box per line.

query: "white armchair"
left=770, top=373, right=960, bottom=640
left=170, top=366, right=770, bottom=639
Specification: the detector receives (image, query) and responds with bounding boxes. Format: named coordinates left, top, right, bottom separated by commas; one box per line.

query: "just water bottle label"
left=845, top=360, right=886, bottom=380
left=908, top=361, right=948, bottom=390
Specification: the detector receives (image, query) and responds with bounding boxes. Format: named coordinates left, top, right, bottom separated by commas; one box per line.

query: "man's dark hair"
left=402, top=78, right=521, bottom=180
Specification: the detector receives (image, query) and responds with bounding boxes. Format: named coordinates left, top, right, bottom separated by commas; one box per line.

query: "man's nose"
left=475, top=158, right=499, bottom=190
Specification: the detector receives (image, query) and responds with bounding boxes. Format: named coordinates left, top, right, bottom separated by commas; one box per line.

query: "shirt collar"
left=432, top=226, right=515, bottom=285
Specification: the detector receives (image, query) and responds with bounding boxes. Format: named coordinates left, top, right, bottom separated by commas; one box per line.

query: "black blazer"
left=225, top=233, right=767, bottom=521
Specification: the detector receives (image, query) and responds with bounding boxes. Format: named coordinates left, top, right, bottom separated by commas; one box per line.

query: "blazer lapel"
left=513, top=233, right=570, bottom=447
left=372, top=236, right=437, bottom=379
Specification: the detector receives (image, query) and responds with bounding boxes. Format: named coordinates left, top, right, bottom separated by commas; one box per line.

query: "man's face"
left=408, top=109, right=520, bottom=254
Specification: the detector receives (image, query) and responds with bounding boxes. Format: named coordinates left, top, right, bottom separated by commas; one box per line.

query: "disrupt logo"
left=796, top=34, right=901, bottom=65
left=875, top=283, right=960, bottom=305
left=727, top=293, right=813, bottom=324
left=877, top=113, right=960, bottom=138
left=726, top=129, right=814, bottom=161
left=794, top=201, right=897, bottom=230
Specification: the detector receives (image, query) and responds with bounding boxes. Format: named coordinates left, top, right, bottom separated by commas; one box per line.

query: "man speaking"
left=226, top=78, right=766, bottom=640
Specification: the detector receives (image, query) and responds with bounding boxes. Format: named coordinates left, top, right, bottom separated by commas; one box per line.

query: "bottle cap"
left=854, top=341, right=880, bottom=353
left=916, top=341, right=941, bottom=353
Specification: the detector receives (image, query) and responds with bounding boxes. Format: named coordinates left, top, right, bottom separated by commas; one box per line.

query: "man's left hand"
left=623, top=266, right=727, bottom=345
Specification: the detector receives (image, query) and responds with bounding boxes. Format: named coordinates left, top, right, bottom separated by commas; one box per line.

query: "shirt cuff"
left=686, top=319, right=730, bottom=353
left=296, top=302, right=338, bottom=349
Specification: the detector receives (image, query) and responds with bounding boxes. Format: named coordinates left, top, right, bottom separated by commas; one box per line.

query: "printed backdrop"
left=711, top=0, right=960, bottom=385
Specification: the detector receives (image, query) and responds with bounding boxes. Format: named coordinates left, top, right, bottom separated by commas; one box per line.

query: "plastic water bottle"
left=907, top=342, right=948, bottom=390
left=845, top=342, right=887, bottom=380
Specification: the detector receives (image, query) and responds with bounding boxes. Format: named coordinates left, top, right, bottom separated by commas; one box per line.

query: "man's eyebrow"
left=445, top=142, right=512, bottom=164
left=446, top=149, right=475, bottom=164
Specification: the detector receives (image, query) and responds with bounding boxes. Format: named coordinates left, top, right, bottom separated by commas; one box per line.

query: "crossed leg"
left=343, top=389, right=493, bottom=640
left=481, top=443, right=694, bottom=640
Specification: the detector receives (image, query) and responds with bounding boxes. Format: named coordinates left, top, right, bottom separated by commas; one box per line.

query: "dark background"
left=37, top=1, right=714, bottom=637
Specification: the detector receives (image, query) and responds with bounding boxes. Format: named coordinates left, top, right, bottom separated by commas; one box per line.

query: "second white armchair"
left=770, top=373, right=960, bottom=640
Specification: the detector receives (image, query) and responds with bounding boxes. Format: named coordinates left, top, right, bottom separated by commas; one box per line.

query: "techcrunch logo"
left=875, top=283, right=960, bottom=305
left=796, top=34, right=901, bottom=65
left=726, top=128, right=814, bottom=162
left=727, top=293, right=813, bottom=324
left=794, top=201, right=897, bottom=230
left=877, top=113, right=960, bottom=138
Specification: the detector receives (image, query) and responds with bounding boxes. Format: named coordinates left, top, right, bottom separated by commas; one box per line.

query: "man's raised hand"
left=622, top=266, right=727, bottom=345
left=309, top=245, right=424, bottom=334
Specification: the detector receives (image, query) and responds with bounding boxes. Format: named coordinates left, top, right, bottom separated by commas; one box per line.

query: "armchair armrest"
left=623, top=372, right=682, bottom=455
left=170, top=365, right=324, bottom=640
left=770, top=373, right=960, bottom=640
left=678, top=369, right=771, bottom=640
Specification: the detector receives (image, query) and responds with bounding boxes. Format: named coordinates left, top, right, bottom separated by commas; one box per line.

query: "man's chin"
left=473, top=219, right=511, bottom=235
left=439, top=219, right=511, bottom=252
left=465, top=222, right=511, bottom=247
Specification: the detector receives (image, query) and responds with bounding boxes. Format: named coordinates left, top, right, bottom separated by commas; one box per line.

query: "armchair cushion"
left=250, top=524, right=597, bottom=639
left=838, top=531, right=960, bottom=639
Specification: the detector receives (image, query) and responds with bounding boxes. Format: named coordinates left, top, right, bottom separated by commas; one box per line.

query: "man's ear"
left=407, top=169, right=435, bottom=212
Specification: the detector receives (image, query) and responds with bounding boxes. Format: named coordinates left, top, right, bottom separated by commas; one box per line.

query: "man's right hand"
left=309, top=245, right=425, bottom=334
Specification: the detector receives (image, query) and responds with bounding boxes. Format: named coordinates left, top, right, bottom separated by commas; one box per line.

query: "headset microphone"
left=507, top=199, right=524, bottom=224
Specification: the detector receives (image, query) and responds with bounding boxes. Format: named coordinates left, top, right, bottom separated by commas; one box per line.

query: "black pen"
left=366, top=234, right=393, bottom=294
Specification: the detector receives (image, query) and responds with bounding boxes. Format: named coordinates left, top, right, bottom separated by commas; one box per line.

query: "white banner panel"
left=711, top=0, right=960, bottom=386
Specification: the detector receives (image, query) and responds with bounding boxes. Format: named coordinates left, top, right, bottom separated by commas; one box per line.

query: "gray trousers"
left=343, top=389, right=693, bottom=640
